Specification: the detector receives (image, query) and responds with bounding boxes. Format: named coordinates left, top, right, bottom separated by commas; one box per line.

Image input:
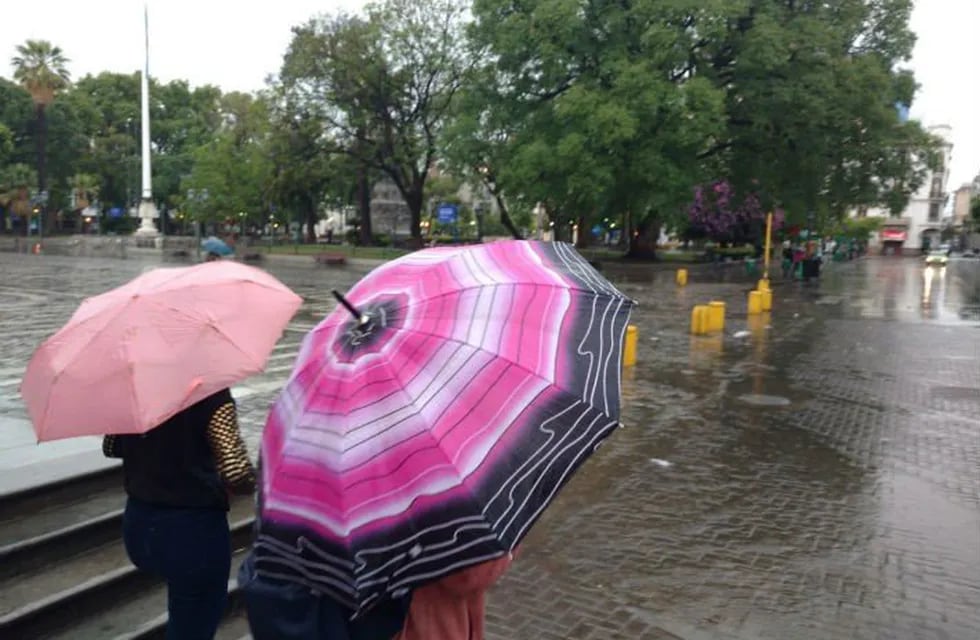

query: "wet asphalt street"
left=1, top=251, right=978, bottom=639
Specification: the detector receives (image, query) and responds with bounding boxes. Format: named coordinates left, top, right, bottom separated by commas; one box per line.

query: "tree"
left=262, top=99, right=347, bottom=242
left=0, top=79, right=34, bottom=170
left=693, top=0, right=938, bottom=220
left=183, top=92, right=275, bottom=231
left=1, top=77, right=87, bottom=232
left=70, top=173, right=100, bottom=209
left=0, top=163, right=37, bottom=232
left=11, top=40, right=71, bottom=230
left=152, top=80, right=224, bottom=206
left=279, top=0, right=472, bottom=241
left=0, top=123, right=12, bottom=165
left=970, top=197, right=980, bottom=231
left=68, top=73, right=141, bottom=210
left=467, top=0, right=728, bottom=255
left=65, top=73, right=226, bottom=225
left=686, top=180, right=784, bottom=245
left=440, top=66, right=525, bottom=238
left=835, top=216, right=884, bottom=244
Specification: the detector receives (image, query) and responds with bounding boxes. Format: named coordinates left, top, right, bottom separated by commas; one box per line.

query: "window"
left=928, top=203, right=940, bottom=222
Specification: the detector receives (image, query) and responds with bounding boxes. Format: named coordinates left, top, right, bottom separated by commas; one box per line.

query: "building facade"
left=953, top=184, right=974, bottom=226
left=864, top=124, right=954, bottom=254
left=370, top=178, right=412, bottom=238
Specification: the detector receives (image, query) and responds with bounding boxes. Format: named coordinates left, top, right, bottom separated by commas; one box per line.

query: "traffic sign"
left=437, top=203, right=458, bottom=224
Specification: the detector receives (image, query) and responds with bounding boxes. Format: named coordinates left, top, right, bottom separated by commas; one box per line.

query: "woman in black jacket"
left=103, top=388, right=255, bottom=640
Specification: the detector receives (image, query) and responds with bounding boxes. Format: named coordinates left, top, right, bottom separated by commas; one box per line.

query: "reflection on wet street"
left=1, top=253, right=978, bottom=639
left=487, top=256, right=980, bottom=640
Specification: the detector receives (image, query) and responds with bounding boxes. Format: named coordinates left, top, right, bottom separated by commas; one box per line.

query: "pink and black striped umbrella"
left=254, top=240, right=635, bottom=614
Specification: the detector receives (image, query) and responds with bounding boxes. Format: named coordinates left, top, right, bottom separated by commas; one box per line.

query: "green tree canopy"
left=695, top=0, right=938, bottom=219
left=279, top=0, right=472, bottom=241
left=466, top=0, right=728, bottom=252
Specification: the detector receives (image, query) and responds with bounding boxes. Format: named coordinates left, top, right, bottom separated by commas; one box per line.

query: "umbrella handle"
left=332, top=290, right=369, bottom=326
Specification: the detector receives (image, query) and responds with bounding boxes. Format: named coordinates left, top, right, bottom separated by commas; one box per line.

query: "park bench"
left=314, top=253, right=347, bottom=266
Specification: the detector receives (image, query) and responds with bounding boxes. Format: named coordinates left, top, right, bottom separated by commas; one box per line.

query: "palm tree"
left=11, top=40, right=71, bottom=231
left=70, top=173, right=100, bottom=211
left=0, top=163, right=39, bottom=233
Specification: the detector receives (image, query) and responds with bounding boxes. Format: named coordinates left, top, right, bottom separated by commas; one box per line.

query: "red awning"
left=881, top=229, right=907, bottom=242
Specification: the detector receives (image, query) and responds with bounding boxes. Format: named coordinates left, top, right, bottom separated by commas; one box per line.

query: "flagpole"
left=140, top=4, right=151, bottom=203
left=134, top=2, right=160, bottom=239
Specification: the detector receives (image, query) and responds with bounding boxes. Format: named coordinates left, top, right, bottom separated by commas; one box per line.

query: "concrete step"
left=0, top=510, right=254, bottom=639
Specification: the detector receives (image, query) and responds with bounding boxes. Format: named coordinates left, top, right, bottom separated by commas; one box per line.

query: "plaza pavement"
left=0, top=251, right=977, bottom=639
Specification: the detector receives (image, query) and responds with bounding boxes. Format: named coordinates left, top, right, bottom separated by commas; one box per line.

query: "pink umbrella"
left=253, top=240, right=635, bottom=614
left=20, top=261, right=302, bottom=442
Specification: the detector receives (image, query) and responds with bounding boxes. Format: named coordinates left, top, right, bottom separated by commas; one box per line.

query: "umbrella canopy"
left=202, top=236, right=233, bottom=256
left=254, top=240, right=635, bottom=614
left=21, top=261, right=302, bottom=441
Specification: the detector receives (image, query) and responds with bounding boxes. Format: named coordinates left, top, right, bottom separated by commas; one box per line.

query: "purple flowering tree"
left=686, top=180, right=784, bottom=245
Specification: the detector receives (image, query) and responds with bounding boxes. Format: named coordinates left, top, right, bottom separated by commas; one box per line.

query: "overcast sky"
left=4, top=0, right=979, bottom=188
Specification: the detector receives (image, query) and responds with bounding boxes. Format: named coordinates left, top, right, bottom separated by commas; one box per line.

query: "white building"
left=859, top=124, right=954, bottom=255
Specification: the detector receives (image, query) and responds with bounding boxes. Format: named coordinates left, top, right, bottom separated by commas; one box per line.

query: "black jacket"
left=103, top=389, right=255, bottom=510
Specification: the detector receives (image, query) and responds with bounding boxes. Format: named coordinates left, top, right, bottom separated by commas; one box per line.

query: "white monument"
left=133, top=4, right=160, bottom=241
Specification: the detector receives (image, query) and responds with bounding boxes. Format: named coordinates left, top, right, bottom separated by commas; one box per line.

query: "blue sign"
left=109, top=207, right=124, bottom=218
left=437, top=203, right=458, bottom=224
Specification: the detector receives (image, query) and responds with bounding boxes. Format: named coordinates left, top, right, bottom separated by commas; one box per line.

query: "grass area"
left=576, top=248, right=702, bottom=263
left=655, top=251, right=701, bottom=262
left=251, top=243, right=411, bottom=260
left=252, top=242, right=708, bottom=264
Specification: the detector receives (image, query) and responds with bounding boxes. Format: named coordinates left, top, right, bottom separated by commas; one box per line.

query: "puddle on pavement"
left=875, top=470, right=980, bottom=565
left=721, top=370, right=813, bottom=409
left=736, top=393, right=792, bottom=407
left=928, top=385, right=980, bottom=403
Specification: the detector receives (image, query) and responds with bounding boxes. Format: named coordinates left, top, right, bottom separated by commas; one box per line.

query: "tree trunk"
left=549, top=215, right=561, bottom=242
left=357, top=165, right=373, bottom=245
left=575, top=215, right=589, bottom=249
left=627, top=216, right=660, bottom=260
left=304, top=195, right=318, bottom=243
left=493, top=192, right=523, bottom=239
left=617, top=209, right=630, bottom=249
left=35, top=104, right=49, bottom=233
left=406, top=182, right=424, bottom=241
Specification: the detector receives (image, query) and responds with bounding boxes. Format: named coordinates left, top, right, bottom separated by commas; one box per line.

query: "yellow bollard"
left=623, top=325, right=638, bottom=367
left=746, top=311, right=768, bottom=335
left=757, top=278, right=770, bottom=292
left=761, top=288, right=773, bottom=312
left=690, top=305, right=710, bottom=335
left=676, top=268, right=688, bottom=286
left=748, top=290, right=763, bottom=315
left=708, top=301, right=726, bottom=333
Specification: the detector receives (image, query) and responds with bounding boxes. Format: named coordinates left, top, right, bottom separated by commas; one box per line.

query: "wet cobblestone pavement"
left=2, top=252, right=978, bottom=639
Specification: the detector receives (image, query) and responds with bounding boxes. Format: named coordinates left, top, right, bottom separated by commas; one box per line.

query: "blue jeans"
left=239, top=551, right=409, bottom=640
left=123, top=497, right=230, bottom=640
